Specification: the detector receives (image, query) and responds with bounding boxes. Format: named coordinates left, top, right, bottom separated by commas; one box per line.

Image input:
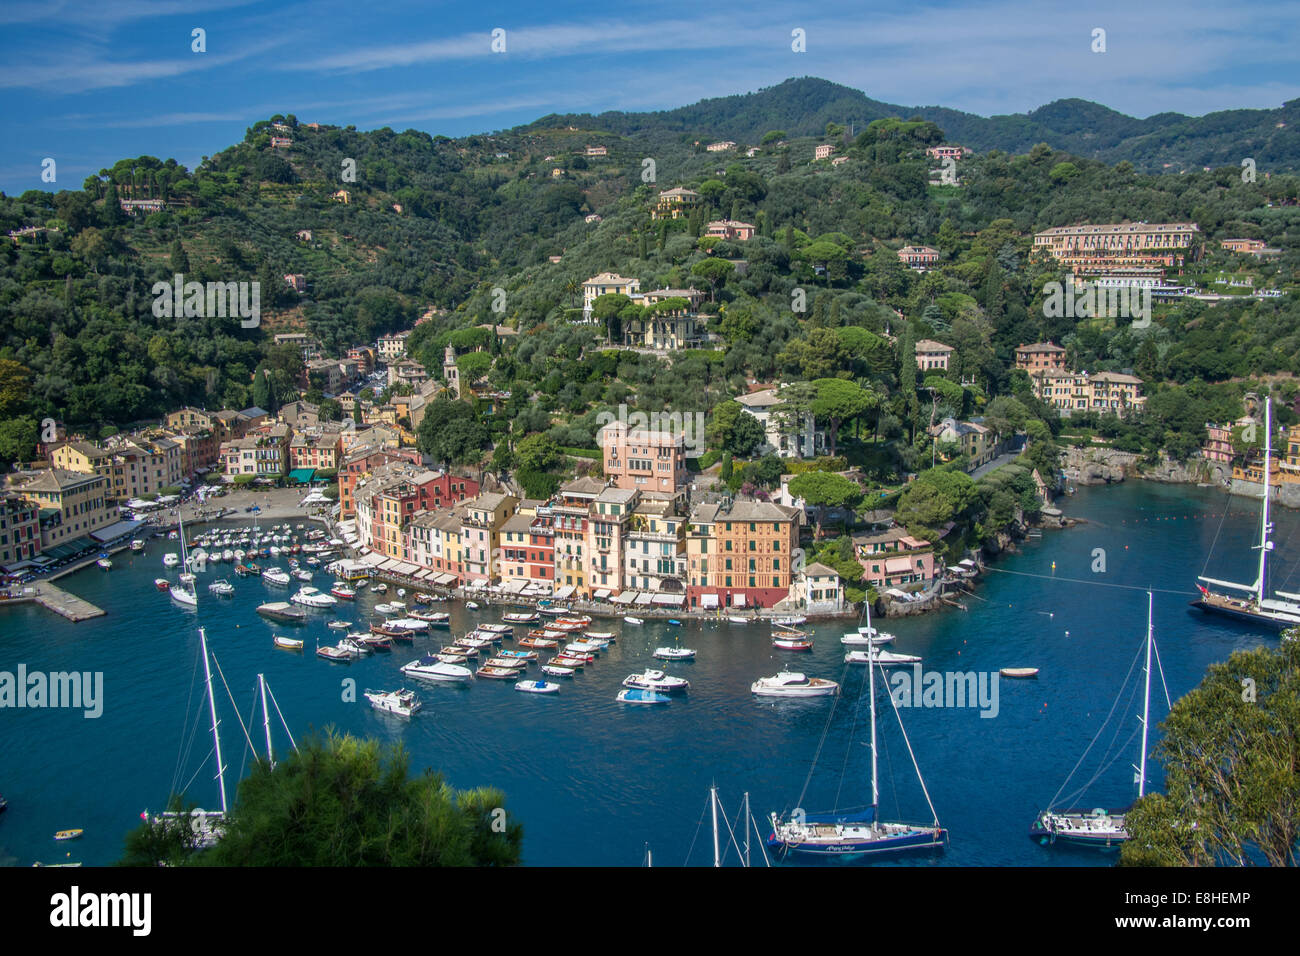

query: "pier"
left=32, top=583, right=106, bottom=622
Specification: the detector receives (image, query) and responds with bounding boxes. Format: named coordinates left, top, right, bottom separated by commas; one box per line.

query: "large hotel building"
left=1033, top=222, right=1199, bottom=274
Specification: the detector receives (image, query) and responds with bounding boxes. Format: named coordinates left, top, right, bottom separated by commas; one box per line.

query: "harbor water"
left=0, top=481, right=1293, bottom=866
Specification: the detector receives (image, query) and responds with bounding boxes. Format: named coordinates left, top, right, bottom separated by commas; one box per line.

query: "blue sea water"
left=0, top=481, right=1293, bottom=867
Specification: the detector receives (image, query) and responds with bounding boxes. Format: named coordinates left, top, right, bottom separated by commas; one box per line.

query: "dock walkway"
left=33, top=584, right=105, bottom=622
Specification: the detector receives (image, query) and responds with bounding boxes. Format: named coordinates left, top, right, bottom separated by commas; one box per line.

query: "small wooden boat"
left=772, top=616, right=807, bottom=627
left=518, top=636, right=559, bottom=650
left=623, top=616, right=644, bottom=625
left=96, top=557, right=112, bottom=570
left=408, top=610, right=450, bottom=625
left=547, top=656, right=585, bottom=671
left=1000, top=667, right=1040, bottom=679
left=773, top=636, right=814, bottom=651
left=476, top=664, right=520, bottom=680
left=316, top=644, right=354, bottom=662
left=667, top=619, right=682, bottom=627
left=274, top=636, right=304, bottom=651
left=357, top=634, right=393, bottom=651
left=435, top=651, right=471, bottom=664
left=502, top=612, right=539, bottom=624
left=516, top=680, right=559, bottom=694
left=455, top=636, right=494, bottom=650
left=727, top=615, right=749, bottom=624
left=54, top=829, right=84, bottom=841
left=154, top=578, right=170, bottom=591
left=370, top=623, right=414, bottom=642
left=548, top=620, right=586, bottom=633
left=540, top=664, right=576, bottom=678
left=442, top=644, right=478, bottom=659
left=565, top=641, right=603, bottom=655
left=327, top=620, right=351, bottom=630
left=556, top=615, right=592, bottom=626
left=584, top=631, right=615, bottom=642
left=527, top=628, right=566, bottom=640
left=476, top=623, right=514, bottom=636
left=330, top=584, right=356, bottom=600
left=371, top=582, right=388, bottom=594
left=482, top=656, right=526, bottom=670
left=496, top=649, right=537, bottom=663
left=555, top=650, right=594, bottom=664
left=465, top=601, right=480, bottom=610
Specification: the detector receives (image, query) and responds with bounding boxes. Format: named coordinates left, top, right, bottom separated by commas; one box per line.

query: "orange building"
left=685, top=498, right=800, bottom=609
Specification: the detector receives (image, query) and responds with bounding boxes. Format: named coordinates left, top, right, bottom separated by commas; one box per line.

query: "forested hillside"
left=1, top=77, right=1298, bottom=471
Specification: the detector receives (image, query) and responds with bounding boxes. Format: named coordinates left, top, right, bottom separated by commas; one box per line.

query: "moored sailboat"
left=767, top=644, right=946, bottom=861
left=1030, top=591, right=1169, bottom=849
left=1192, top=397, right=1300, bottom=631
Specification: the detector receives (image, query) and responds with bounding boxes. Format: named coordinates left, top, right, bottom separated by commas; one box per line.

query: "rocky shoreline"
left=1061, top=445, right=1300, bottom=508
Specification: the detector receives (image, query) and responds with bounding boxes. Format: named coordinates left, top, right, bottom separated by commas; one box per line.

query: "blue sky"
left=2, top=0, right=1298, bottom=194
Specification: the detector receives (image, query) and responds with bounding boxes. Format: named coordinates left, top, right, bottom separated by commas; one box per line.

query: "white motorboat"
left=396, top=588, right=406, bottom=598
left=366, top=688, right=422, bottom=717
left=401, top=655, right=473, bottom=683
left=222, top=550, right=234, bottom=563
left=208, top=579, right=235, bottom=596
left=772, top=616, right=807, bottom=627
left=130, top=539, right=145, bottom=552
left=163, top=553, right=180, bottom=567
left=96, top=557, right=112, bottom=570
left=374, top=602, right=406, bottom=615
left=293, top=569, right=313, bottom=582
left=339, top=637, right=373, bottom=657
left=327, top=620, right=352, bottom=630
left=623, top=616, right=644, bottom=625
left=653, top=646, right=696, bottom=661
left=540, top=664, right=575, bottom=678
left=465, top=601, right=480, bottom=610
left=515, top=680, right=559, bottom=695
left=845, top=649, right=921, bottom=665
left=623, top=669, right=690, bottom=694
left=617, top=688, right=670, bottom=705
left=841, top=629, right=896, bottom=646
left=727, top=615, right=749, bottom=624
left=291, top=586, right=338, bottom=608
left=371, top=583, right=388, bottom=594
left=262, top=568, right=291, bottom=586
left=751, top=671, right=838, bottom=698
left=387, top=618, right=431, bottom=633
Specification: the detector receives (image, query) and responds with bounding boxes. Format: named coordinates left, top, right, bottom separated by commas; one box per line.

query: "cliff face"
left=1060, top=446, right=1139, bottom=485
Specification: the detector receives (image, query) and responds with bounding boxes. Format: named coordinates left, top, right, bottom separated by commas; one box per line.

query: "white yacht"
left=291, top=586, right=338, bottom=608
left=262, top=568, right=291, bottom=586
left=208, top=579, right=235, bottom=597
left=751, top=671, right=838, bottom=698
left=365, top=689, right=422, bottom=717
left=622, top=669, right=690, bottom=694
left=401, top=656, right=473, bottom=683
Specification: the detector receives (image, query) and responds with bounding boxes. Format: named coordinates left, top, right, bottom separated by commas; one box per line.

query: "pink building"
left=598, top=421, right=688, bottom=496
left=814, top=144, right=834, bottom=160
left=854, top=528, right=935, bottom=589
left=898, top=245, right=940, bottom=269
left=926, top=145, right=970, bottom=160
left=914, top=339, right=954, bottom=371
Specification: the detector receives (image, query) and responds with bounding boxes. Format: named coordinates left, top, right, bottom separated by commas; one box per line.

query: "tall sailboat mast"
left=869, top=642, right=879, bottom=815
left=1256, top=398, right=1273, bottom=606
left=199, top=627, right=228, bottom=814
left=1137, top=592, right=1152, bottom=799
left=259, top=673, right=274, bottom=769
left=710, top=785, right=721, bottom=867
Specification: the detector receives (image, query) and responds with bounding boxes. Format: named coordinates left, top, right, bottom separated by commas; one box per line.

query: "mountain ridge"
left=523, top=77, right=1300, bottom=171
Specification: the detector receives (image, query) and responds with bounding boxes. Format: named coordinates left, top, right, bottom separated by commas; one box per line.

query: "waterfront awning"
left=652, top=593, right=685, bottom=606
left=634, top=592, right=654, bottom=605
left=360, top=552, right=385, bottom=566
left=593, top=588, right=612, bottom=599
left=392, top=561, right=420, bottom=576
left=611, top=591, right=638, bottom=604
left=500, top=579, right=527, bottom=594
left=337, top=520, right=356, bottom=534
left=553, top=585, right=575, bottom=600
left=700, top=593, right=720, bottom=608
left=91, top=519, right=146, bottom=543
left=468, top=577, right=489, bottom=589
left=287, top=468, right=316, bottom=484
left=41, top=536, right=94, bottom=560
left=885, top=557, right=913, bottom=574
